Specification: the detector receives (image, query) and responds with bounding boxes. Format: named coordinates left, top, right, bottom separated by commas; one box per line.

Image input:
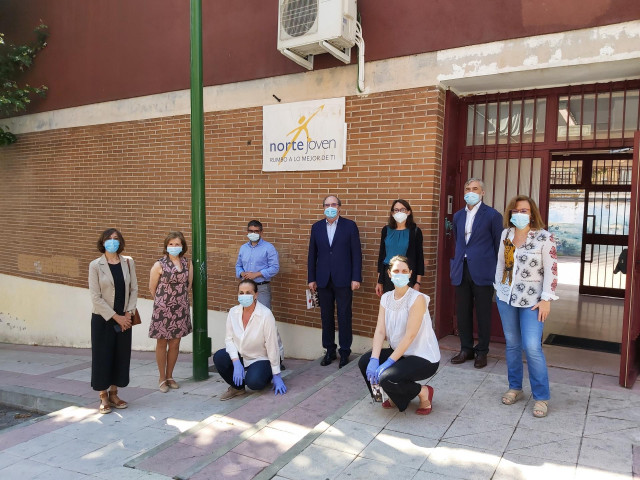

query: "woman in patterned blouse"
left=494, top=196, right=558, bottom=418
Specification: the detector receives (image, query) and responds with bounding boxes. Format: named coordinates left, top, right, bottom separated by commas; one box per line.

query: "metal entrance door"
left=580, top=158, right=632, bottom=297
left=621, top=132, right=640, bottom=387
left=550, top=155, right=632, bottom=297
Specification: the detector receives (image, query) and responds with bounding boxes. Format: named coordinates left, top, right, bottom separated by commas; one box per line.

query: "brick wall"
left=0, top=86, right=444, bottom=338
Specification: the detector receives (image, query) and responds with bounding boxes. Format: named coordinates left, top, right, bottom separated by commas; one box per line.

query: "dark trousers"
left=212, top=348, right=272, bottom=391
left=455, top=260, right=494, bottom=355
left=317, top=278, right=353, bottom=357
left=358, top=348, right=439, bottom=412
left=91, top=313, right=132, bottom=391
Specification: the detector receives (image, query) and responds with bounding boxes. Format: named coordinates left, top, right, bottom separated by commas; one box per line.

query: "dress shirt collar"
left=466, top=201, right=482, bottom=215
left=246, top=237, right=264, bottom=248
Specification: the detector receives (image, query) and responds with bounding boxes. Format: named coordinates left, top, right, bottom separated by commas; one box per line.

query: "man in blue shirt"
left=235, top=220, right=280, bottom=309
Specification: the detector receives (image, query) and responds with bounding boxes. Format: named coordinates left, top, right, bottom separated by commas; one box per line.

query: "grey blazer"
left=88, top=254, right=138, bottom=321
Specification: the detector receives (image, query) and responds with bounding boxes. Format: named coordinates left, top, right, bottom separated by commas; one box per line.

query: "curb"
left=0, top=385, right=92, bottom=414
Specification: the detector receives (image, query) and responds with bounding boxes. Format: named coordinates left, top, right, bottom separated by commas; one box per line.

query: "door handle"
left=585, top=243, right=594, bottom=263
left=586, top=214, right=596, bottom=234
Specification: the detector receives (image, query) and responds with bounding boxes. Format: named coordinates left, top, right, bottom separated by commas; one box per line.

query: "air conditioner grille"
left=281, top=0, right=318, bottom=38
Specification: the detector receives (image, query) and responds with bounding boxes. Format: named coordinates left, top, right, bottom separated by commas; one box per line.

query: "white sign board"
left=263, top=97, right=346, bottom=171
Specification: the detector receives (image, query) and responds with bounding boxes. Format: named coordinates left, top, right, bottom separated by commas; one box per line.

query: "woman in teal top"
left=376, top=199, right=425, bottom=295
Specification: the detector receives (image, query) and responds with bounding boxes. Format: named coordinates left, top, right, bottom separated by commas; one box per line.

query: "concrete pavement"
left=0, top=341, right=639, bottom=479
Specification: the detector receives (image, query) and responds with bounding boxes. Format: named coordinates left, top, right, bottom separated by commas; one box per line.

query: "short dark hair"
left=322, top=195, right=342, bottom=207
left=388, top=199, right=416, bottom=229
left=97, top=228, right=125, bottom=254
left=247, top=220, right=263, bottom=231
left=238, top=278, right=258, bottom=294
left=163, top=231, right=188, bottom=257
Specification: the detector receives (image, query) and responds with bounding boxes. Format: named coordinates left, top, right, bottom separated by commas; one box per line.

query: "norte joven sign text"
left=263, top=97, right=346, bottom=171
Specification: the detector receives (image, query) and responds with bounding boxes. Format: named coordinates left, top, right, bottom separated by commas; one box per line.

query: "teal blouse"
left=383, top=228, right=409, bottom=264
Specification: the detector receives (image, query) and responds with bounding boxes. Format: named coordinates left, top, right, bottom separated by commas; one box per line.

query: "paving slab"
left=2, top=341, right=640, bottom=480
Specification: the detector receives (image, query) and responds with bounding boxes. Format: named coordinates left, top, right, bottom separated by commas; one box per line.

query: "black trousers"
left=212, top=349, right=273, bottom=391
left=455, top=260, right=494, bottom=355
left=91, top=313, right=132, bottom=391
left=317, top=278, right=353, bottom=357
left=358, top=348, right=439, bottom=412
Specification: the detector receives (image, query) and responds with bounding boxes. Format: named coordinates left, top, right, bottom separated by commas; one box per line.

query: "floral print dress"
left=149, top=256, right=192, bottom=339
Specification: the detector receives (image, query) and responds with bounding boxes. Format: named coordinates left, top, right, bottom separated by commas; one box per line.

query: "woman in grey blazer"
left=88, top=228, right=138, bottom=414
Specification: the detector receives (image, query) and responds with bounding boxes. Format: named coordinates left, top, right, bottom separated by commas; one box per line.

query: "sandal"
left=416, top=385, right=434, bottom=415
left=166, top=378, right=179, bottom=389
left=99, top=392, right=111, bottom=414
left=108, top=388, right=128, bottom=409
left=159, top=380, right=169, bottom=393
left=502, top=389, right=523, bottom=405
left=533, top=400, right=548, bottom=418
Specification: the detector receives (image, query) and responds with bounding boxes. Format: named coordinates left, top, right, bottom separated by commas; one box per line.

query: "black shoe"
left=339, top=355, right=350, bottom=369
left=474, top=353, right=488, bottom=369
left=320, top=351, right=337, bottom=366
left=450, top=350, right=473, bottom=364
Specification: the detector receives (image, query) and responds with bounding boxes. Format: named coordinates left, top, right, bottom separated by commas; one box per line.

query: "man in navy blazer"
left=450, top=178, right=503, bottom=368
left=308, top=195, right=362, bottom=368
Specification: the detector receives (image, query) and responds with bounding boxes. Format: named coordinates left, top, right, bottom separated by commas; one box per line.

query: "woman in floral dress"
left=149, top=231, right=193, bottom=393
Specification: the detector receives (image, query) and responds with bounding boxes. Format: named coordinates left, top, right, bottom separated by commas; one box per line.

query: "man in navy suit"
left=450, top=178, right=503, bottom=368
left=308, top=195, right=362, bottom=368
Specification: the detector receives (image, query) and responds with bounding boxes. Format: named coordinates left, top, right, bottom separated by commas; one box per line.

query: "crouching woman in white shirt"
left=359, top=255, right=441, bottom=414
left=213, top=279, right=287, bottom=401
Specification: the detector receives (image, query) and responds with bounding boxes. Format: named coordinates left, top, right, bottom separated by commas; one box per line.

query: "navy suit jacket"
left=450, top=202, right=504, bottom=286
left=308, top=216, right=362, bottom=288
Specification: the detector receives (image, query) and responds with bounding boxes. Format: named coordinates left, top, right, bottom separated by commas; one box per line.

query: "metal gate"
left=549, top=155, right=632, bottom=297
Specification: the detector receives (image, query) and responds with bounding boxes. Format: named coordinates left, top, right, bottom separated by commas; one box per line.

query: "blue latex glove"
left=232, top=359, right=245, bottom=386
left=272, top=374, right=287, bottom=395
left=374, top=358, right=396, bottom=384
left=366, top=357, right=380, bottom=384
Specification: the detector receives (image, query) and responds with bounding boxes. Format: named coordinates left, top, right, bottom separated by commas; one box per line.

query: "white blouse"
left=381, top=289, right=441, bottom=363
left=494, top=228, right=559, bottom=307
left=225, top=301, right=281, bottom=375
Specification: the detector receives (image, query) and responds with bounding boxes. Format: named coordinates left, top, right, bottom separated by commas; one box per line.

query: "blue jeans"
left=496, top=299, right=550, bottom=401
left=212, top=349, right=272, bottom=391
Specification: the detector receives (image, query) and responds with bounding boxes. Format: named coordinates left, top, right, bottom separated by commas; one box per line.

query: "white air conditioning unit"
left=278, top=0, right=357, bottom=70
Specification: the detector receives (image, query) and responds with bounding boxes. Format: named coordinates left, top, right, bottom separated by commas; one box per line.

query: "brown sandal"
left=99, top=392, right=111, bottom=414
left=108, top=388, right=128, bottom=409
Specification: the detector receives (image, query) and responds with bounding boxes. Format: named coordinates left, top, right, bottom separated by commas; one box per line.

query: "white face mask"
left=247, top=233, right=260, bottom=242
left=393, top=212, right=408, bottom=224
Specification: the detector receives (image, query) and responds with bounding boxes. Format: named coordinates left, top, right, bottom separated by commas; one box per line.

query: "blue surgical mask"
left=324, top=207, right=338, bottom=219
left=167, top=246, right=182, bottom=256
left=104, top=239, right=119, bottom=253
left=247, top=233, right=260, bottom=242
left=238, top=294, right=255, bottom=307
left=390, top=273, right=410, bottom=287
left=511, top=213, right=530, bottom=230
left=464, top=192, right=481, bottom=206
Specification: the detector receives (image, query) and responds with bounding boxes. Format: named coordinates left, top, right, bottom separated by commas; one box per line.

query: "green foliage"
left=0, top=23, right=48, bottom=146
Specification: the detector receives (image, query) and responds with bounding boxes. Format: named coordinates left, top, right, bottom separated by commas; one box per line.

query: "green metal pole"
left=190, top=0, right=211, bottom=380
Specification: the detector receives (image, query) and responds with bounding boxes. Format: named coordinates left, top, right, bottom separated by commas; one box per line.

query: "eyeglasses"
left=393, top=208, right=408, bottom=213
left=324, top=203, right=339, bottom=208
left=247, top=229, right=261, bottom=233
left=510, top=209, right=530, bottom=214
